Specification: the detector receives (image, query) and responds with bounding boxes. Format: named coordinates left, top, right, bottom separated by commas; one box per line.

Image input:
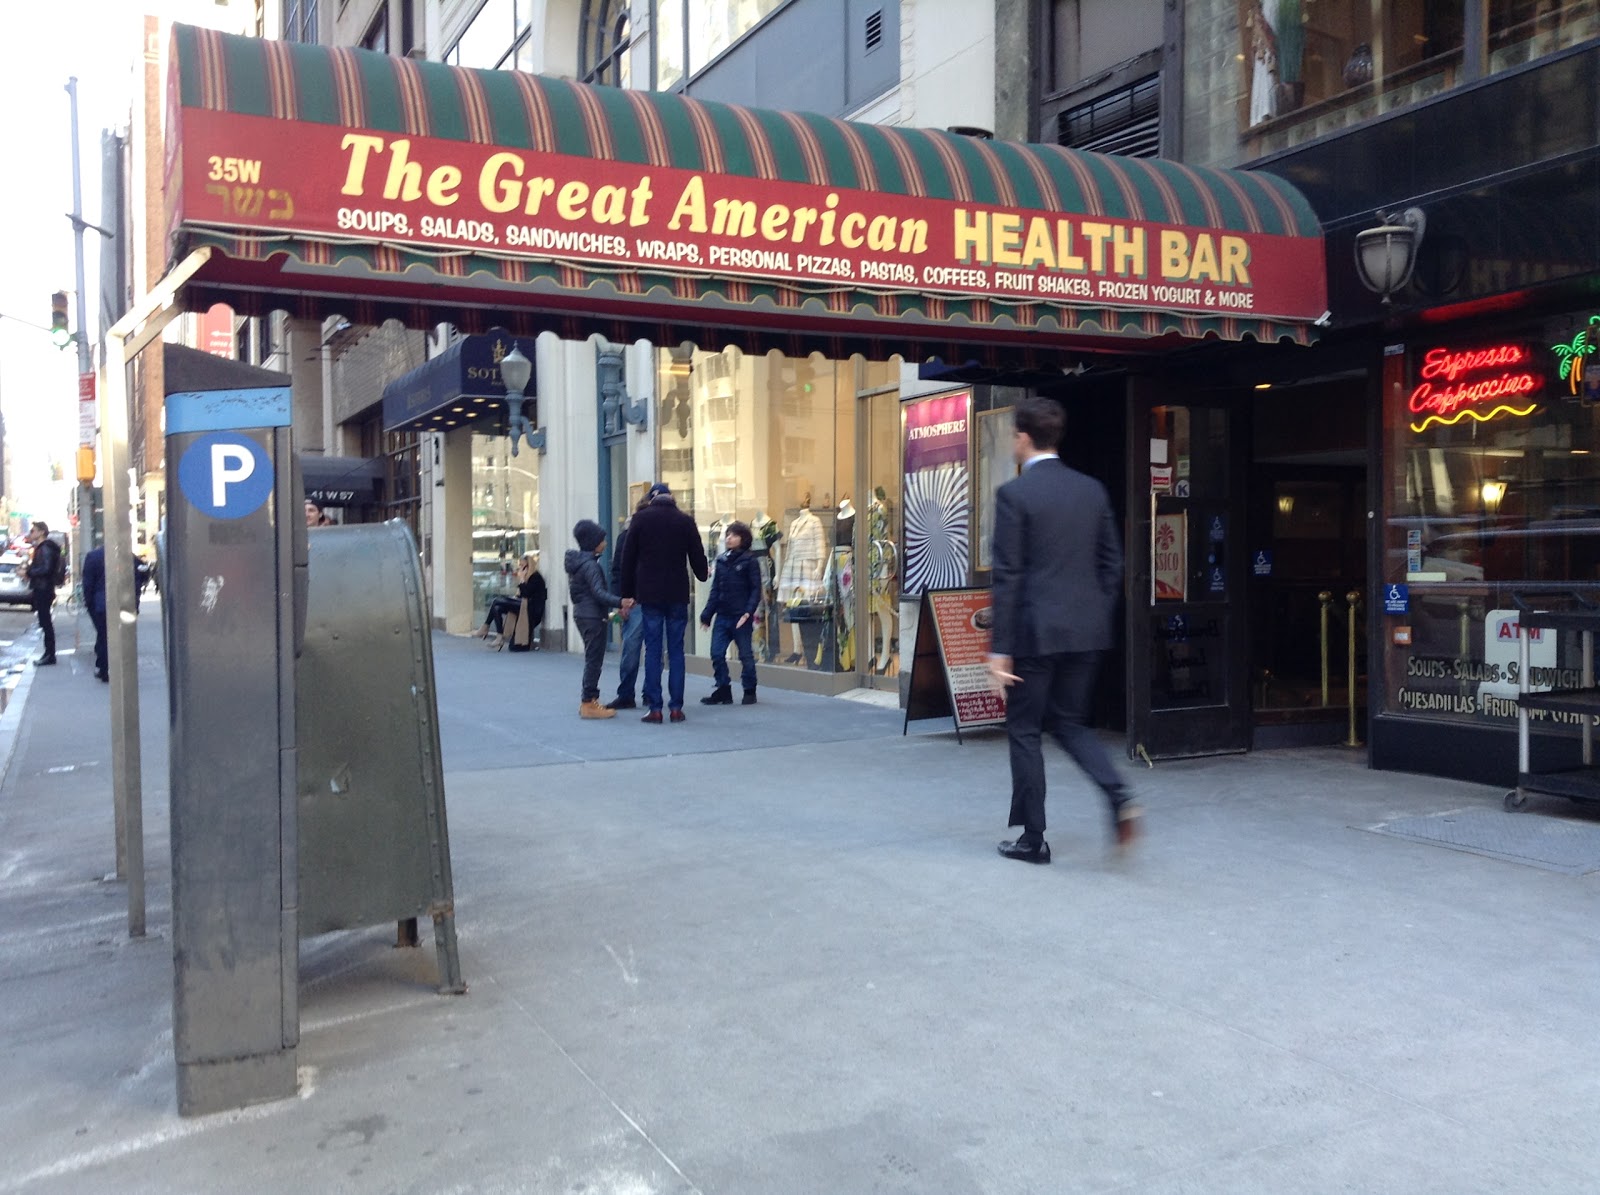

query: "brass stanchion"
left=1345, top=589, right=1362, bottom=747
left=1319, top=590, right=1333, bottom=707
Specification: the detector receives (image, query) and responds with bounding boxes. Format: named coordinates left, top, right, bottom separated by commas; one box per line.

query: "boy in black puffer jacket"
left=566, top=519, right=624, bottom=719
left=698, top=521, right=763, bottom=705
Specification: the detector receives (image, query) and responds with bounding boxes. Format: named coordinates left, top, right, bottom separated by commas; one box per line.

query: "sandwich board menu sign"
left=903, top=588, right=1008, bottom=742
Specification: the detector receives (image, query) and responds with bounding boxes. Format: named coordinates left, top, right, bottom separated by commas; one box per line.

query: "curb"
left=0, top=651, right=39, bottom=795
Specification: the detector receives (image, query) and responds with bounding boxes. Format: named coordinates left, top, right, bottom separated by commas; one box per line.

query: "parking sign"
left=176, top=432, right=274, bottom=520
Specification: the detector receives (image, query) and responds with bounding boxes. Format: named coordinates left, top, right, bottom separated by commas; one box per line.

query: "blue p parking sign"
left=177, top=433, right=274, bottom=520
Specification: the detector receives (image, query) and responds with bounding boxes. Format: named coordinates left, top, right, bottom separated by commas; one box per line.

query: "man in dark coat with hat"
left=619, top=482, right=708, bottom=723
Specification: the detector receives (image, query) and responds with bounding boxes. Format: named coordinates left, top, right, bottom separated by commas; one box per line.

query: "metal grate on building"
left=1056, top=74, right=1160, bottom=158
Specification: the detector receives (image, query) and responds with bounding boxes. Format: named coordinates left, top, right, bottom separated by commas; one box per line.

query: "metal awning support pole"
left=103, top=247, right=212, bottom=939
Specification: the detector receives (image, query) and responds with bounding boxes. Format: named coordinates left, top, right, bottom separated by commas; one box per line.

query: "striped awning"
left=166, top=24, right=1327, bottom=359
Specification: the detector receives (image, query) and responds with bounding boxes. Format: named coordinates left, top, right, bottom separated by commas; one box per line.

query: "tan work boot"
left=579, top=700, right=616, bottom=719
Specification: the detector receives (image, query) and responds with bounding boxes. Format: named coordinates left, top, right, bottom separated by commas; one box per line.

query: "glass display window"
left=470, top=432, right=541, bottom=625
left=649, top=350, right=902, bottom=678
left=1381, top=309, right=1600, bottom=729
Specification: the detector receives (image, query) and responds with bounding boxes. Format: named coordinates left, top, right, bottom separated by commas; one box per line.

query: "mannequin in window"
left=778, top=494, right=827, bottom=664
left=835, top=495, right=855, bottom=547
left=867, top=486, right=899, bottom=675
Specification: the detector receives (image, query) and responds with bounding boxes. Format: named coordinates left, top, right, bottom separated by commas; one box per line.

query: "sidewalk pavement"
left=2, top=609, right=1598, bottom=1193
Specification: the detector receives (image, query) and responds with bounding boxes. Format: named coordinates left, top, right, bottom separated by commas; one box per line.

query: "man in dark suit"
left=987, top=398, right=1140, bottom=863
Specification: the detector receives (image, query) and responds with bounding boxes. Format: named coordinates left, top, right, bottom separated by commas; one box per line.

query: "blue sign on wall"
left=177, top=433, right=274, bottom=520
left=1252, top=550, right=1273, bottom=577
left=1383, top=583, right=1410, bottom=615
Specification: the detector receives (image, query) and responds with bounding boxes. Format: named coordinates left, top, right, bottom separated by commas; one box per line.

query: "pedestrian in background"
left=25, top=523, right=61, bottom=667
left=619, top=482, right=708, bottom=724
left=987, top=398, right=1140, bottom=864
left=699, top=520, right=762, bottom=706
left=605, top=495, right=653, bottom=710
left=81, top=544, right=108, bottom=682
left=566, top=519, right=624, bottom=719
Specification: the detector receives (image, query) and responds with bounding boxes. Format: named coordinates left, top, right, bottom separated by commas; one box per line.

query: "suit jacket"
left=989, top=457, right=1122, bottom=657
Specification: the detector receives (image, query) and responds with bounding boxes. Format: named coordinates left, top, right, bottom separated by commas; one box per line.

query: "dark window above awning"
left=381, top=330, right=537, bottom=434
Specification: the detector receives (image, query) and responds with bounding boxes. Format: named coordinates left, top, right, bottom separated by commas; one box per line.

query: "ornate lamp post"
left=499, top=345, right=543, bottom=456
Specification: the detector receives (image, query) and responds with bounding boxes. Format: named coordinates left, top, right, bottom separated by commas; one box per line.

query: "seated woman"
left=477, top=554, right=547, bottom=644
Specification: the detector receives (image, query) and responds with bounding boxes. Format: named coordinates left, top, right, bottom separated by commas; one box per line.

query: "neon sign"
left=1408, top=342, right=1542, bottom=433
left=1552, top=315, right=1600, bottom=395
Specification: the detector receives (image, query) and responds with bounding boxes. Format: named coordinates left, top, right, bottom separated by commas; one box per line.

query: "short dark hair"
left=1014, top=398, right=1064, bottom=452
left=726, top=520, right=752, bottom=549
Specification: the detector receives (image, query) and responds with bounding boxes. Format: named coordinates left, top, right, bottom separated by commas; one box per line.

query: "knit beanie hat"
left=648, top=481, right=671, bottom=499
left=573, top=519, right=606, bottom=552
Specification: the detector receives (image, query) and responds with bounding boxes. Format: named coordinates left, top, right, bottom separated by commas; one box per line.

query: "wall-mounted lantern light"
left=499, top=345, right=544, bottom=455
left=597, top=342, right=649, bottom=438
left=1354, top=207, right=1426, bottom=305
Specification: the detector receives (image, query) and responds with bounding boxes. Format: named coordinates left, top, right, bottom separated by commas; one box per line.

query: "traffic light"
left=50, top=291, right=70, bottom=349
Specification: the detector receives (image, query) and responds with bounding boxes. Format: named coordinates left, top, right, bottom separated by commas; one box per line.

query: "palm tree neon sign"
left=1552, top=315, right=1600, bottom=396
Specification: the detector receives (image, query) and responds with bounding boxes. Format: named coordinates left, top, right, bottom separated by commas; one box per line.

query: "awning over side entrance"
left=299, top=454, right=382, bottom=507
left=380, top=329, right=537, bottom=433
left=165, top=24, right=1327, bottom=358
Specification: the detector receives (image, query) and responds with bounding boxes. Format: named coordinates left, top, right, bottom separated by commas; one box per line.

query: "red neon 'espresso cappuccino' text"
left=1410, top=343, right=1541, bottom=418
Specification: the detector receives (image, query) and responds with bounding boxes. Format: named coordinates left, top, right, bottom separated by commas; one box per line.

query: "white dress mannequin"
left=780, top=505, right=827, bottom=659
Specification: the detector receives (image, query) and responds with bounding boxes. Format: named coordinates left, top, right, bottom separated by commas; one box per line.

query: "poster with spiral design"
left=902, top=391, right=973, bottom=595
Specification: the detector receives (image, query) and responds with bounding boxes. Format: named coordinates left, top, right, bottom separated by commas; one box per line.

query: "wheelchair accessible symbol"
left=1383, top=583, right=1409, bottom=615
left=177, top=433, right=274, bottom=520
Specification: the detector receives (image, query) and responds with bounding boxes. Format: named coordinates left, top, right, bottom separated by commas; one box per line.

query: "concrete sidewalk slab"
left=1, top=615, right=1597, bottom=1193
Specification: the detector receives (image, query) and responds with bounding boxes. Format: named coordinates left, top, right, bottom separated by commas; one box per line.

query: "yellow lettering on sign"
left=1160, top=230, right=1189, bottom=280
left=339, top=134, right=385, bottom=196
left=669, top=175, right=708, bottom=232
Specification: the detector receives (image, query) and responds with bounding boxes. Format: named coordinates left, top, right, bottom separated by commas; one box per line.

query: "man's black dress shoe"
left=94, top=670, right=109, bottom=682
left=33, top=655, right=56, bottom=667
left=605, top=697, right=637, bottom=710
left=998, top=838, right=1050, bottom=864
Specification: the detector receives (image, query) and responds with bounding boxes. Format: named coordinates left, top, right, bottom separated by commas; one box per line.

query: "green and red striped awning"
left=167, top=24, right=1327, bottom=360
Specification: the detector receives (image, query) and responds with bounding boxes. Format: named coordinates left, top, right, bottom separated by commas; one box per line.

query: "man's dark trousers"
left=1007, top=650, right=1123, bottom=842
left=32, top=591, right=55, bottom=660
left=90, top=607, right=108, bottom=676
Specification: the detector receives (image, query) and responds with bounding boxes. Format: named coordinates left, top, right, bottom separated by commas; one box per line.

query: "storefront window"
left=652, top=350, right=902, bottom=678
left=1489, top=1, right=1600, bottom=74
left=1381, top=310, right=1600, bottom=731
left=471, top=433, right=540, bottom=624
left=1184, top=0, right=1467, bottom=166
left=686, top=0, right=787, bottom=75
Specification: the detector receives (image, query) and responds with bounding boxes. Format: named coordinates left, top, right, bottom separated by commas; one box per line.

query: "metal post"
left=1318, top=590, right=1332, bottom=707
left=1345, top=589, right=1362, bottom=747
left=67, top=77, right=112, bottom=873
left=103, top=331, right=142, bottom=937
left=101, top=246, right=215, bottom=940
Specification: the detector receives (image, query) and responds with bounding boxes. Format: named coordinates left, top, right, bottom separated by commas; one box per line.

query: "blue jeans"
left=614, top=602, right=644, bottom=701
left=641, top=602, right=689, bottom=712
left=710, top=614, right=756, bottom=692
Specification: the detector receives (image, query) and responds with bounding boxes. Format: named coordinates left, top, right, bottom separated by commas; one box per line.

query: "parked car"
left=0, top=551, right=31, bottom=604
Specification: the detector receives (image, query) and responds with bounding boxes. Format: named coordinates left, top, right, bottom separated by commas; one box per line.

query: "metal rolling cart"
left=1506, top=589, right=1600, bottom=811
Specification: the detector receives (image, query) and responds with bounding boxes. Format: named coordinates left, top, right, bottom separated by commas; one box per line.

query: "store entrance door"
left=855, top=374, right=902, bottom=691
left=1126, top=391, right=1251, bottom=759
